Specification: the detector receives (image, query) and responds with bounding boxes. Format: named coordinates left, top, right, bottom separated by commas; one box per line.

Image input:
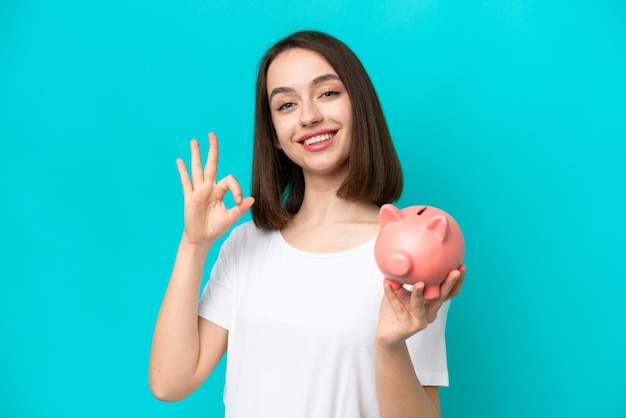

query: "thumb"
left=226, top=196, right=255, bottom=223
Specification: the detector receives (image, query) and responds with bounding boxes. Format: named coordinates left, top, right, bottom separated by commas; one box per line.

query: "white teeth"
left=303, top=133, right=333, bottom=146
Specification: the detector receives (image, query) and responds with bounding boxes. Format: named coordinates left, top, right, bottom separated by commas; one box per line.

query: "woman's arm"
left=148, top=133, right=254, bottom=401
left=376, top=339, right=441, bottom=417
left=375, top=266, right=465, bottom=418
left=148, top=236, right=227, bottom=401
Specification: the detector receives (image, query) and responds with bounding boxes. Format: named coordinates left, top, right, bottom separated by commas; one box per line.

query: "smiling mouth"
left=301, top=132, right=335, bottom=146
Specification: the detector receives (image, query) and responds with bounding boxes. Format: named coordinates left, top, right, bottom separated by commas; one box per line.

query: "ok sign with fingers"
left=176, top=132, right=255, bottom=247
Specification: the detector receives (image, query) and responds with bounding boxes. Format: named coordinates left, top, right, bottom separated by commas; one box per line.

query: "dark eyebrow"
left=268, top=86, right=295, bottom=102
left=268, top=73, right=342, bottom=102
left=312, top=73, right=341, bottom=85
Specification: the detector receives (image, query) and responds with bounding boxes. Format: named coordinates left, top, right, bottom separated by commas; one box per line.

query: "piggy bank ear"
left=426, top=214, right=449, bottom=242
left=379, top=204, right=404, bottom=227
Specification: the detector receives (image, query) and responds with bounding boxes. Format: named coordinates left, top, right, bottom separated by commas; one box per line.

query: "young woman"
left=149, top=30, right=465, bottom=418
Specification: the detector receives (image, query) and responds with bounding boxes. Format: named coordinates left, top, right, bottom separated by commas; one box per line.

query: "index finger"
left=204, top=132, right=219, bottom=184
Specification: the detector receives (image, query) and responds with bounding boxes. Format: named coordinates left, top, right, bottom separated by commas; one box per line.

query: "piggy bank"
left=374, top=204, right=465, bottom=299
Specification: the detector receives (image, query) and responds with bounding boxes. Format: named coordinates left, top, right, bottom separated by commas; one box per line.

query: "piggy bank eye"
left=417, top=207, right=428, bottom=215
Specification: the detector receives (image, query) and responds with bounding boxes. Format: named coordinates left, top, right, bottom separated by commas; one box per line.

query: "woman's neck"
left=295, top=192, right=379, bottom=225
left=293, top=169, right=379, bottom=224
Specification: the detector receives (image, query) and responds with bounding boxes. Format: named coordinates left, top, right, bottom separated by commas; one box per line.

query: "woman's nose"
left=299, top=100, right=323, bottom=127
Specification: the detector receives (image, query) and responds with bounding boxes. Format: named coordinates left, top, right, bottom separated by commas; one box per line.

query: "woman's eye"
left=321, top=90, right=339, bottom=98
left=277, top=102, right=294, bottom=111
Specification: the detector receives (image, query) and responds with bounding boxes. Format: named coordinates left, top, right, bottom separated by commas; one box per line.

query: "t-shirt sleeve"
left=407, top=299, right=450, bottom=387
left=197, top=227, right=241, bottom=330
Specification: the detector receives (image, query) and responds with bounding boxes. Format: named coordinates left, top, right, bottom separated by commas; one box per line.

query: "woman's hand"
left=176, top=132, right=255, bottom=247
left=376, top=265, right=466, bottom=348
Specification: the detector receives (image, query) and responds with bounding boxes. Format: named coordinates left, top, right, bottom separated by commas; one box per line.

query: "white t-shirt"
left=198, top=221, right=449, bottom=418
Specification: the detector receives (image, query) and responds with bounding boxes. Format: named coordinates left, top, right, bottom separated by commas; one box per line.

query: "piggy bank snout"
left=385, top=250, right=413, bottom=277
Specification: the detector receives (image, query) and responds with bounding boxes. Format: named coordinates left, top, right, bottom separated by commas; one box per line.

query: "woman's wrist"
left=375, top=336, right=408, bottom=353
left=179, top=232, right=213, bottom=254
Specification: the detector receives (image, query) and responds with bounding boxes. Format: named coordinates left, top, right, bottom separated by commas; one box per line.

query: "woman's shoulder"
left=217, top=221, right=276, bottom=266
left=226, top=220, right=275, bottom=245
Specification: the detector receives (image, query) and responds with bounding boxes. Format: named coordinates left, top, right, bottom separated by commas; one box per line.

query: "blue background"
left=1, top=0, right=625, bottom=417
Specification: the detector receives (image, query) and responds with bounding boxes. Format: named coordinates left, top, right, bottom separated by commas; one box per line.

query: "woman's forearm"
left=375, top=341, right=440, bottom=418
left=148, top=234, right=214, bottom=400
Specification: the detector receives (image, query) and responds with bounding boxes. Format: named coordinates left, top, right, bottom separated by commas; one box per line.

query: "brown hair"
left=251, top=30, right=403, bottom=230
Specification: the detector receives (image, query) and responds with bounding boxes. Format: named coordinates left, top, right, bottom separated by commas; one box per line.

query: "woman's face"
left=266, top=48, right=353, bottom=179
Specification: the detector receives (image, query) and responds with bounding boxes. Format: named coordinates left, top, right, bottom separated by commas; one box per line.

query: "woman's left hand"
left=376, top=265, right=466, bottom=348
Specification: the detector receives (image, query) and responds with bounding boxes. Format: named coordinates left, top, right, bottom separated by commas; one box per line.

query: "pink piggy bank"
left=374, top=204, right=465, bottom=299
